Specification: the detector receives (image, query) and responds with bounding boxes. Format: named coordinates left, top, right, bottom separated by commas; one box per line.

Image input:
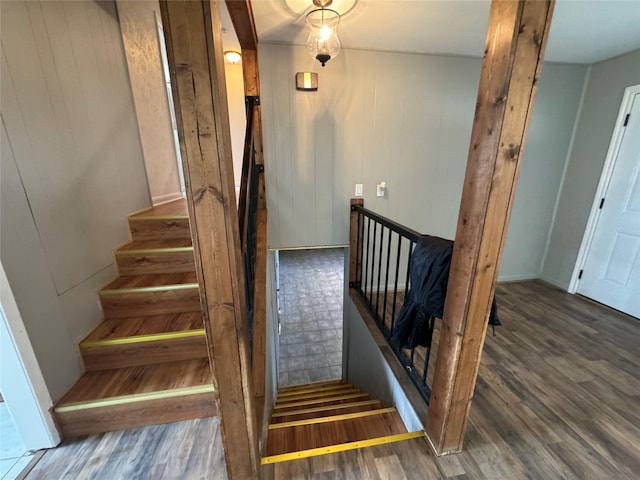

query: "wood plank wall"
left=258, top=44, right=586, bottom=281
left=0, top=0, right=150, bottom=400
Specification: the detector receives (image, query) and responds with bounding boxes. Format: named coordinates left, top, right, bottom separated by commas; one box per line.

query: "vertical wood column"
left=426, top=0, right=554, bottom=455
left=159, top=1, right=259, bottom=477
left=349, top=198, right=364, bottom=286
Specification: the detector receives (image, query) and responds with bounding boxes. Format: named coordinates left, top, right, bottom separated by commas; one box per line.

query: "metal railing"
left=350, top=204, right=437, bottom=404
left=239, top=96, right=262, bottom=352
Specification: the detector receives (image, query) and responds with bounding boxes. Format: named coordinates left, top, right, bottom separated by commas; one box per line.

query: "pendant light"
left=306, top=0, right=341, bottom=67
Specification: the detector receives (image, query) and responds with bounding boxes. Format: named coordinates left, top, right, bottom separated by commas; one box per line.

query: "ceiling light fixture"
left=224, top=50, right=242, bottom=64
left=306, top=0, right=340, bottom=67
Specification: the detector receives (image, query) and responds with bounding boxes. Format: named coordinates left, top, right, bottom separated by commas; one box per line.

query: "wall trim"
left=152, top=192, right=184, bottom=206
left=0, top=263, right=60, bottom=449
left=568, top=84, right=640, bottom=293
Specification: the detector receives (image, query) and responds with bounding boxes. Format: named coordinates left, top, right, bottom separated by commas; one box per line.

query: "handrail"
left=238, top=96, right=258, bottom=240
left=349, top=202, right=436, bottom=404
left=238, top=96, right=264, bottom=359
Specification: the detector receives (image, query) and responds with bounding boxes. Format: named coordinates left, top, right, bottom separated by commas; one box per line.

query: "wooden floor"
left=31, top=281, right=640, bottom=479
left=23, top=418, right=227, bottom=480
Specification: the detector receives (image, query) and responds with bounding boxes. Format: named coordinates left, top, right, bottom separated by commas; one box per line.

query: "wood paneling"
left=1, top=0, right=150, bottom=400
left=159, top=1, right=259, bottom=477
left=258, top=44, right=586, bottom=281
left=1, top=0, right=150, bottom=294
left=427, top=0, right=555, bottom=455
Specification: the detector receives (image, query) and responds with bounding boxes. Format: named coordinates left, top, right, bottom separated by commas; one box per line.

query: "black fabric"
left=391, top=235, right=500, bottom=349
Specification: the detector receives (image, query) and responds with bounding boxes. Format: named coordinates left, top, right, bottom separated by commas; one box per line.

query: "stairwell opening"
left=276, top=247, right=347, bottom=387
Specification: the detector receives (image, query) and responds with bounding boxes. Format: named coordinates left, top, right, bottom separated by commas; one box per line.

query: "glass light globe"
left=305, top=8, right=341, bottom=67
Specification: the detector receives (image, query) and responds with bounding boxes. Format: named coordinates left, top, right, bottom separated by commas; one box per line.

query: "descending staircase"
left=53, top=199, right=216, bottom=438
left=262, top=380, right=424, bottom=465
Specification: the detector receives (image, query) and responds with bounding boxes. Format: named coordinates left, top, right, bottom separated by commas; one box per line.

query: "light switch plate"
left=355, top=184, right=363, bottom=196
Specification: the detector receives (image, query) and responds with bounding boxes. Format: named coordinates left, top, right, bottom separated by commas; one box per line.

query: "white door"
left=577, top=92, right=640, bottom=318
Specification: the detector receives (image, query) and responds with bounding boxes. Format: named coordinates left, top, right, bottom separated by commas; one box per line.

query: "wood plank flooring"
left=23, top=418, right=227, bottom=480
left=35, top=281, right=640, bottom=479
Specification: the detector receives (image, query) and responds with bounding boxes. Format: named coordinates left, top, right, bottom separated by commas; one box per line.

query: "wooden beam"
left=225, top=0, right=257, bottom=50
left=425, top=0, right=554, bottom=455
left=242, top=49, right=260, bottom=97
left=349, top=198, right=364, bottom=286
left=158, top=1, right=259, bottom=477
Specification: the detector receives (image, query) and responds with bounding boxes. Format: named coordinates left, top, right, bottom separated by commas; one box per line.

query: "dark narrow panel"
left=382, top=228, right=393, bottom=332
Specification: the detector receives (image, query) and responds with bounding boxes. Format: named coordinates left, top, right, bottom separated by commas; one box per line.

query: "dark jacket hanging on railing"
left=391, top=235, right=500, bottom=349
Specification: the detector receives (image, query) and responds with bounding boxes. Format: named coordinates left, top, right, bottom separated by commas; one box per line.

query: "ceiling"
left=245, top=0, right=640, bottom=64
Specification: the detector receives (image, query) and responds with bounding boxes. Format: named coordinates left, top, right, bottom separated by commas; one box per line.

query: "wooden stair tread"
left=81, top=312, right=204, bottom=344
left=278, top=379, right=344, bottom=393
left=261, top=432, right=425, bottom=465
left=57, top=358, right=212, bottom=406
left=130, top=198, right=188, bottom=218
left=276, top=383, right=355, bottom=399
left=275, top=387, right=361, bottom=405
left=266, top=412, right=407, bottom=456
left=116, top=238, right=193, bottom=252
left=270, top=400, right=384, bottom=424
left=273, top=393, right=371, bottom=412
left=101, top=272, right=198, bottom=291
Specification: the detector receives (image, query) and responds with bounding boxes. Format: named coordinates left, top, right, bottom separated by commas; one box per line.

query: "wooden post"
left=158, top=1, right=259, bottom=477
left=349, top=198, right=364, bottom=286
left=426, top=0, right=554, bottom=455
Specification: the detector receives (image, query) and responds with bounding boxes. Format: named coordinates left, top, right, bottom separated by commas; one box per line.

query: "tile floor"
left=278, top=248, right=345, bottom=387
left=0, top=402, right=34, bottom=480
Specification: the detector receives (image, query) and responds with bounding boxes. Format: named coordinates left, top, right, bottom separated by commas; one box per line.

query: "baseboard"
left=152, top=192, right=184, bottom=206
left=497, top=274, right=539, bottom=283
left=538, top=275, right=570, bottom=291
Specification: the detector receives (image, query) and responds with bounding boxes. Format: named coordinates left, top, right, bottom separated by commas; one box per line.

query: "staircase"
left=262, top=380, right=424, bottom=465
left=53, top=199, right=216, bottom=438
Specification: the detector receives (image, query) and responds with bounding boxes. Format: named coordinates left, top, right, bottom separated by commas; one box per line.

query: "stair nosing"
left=277, top=384, right=354, bottom=398
left=130, top=215, right=188, bottom=221
left=271, top=400, right=381, bottom=418
left=81, top=329, right=206, bottom=348
left=55, top=385, right=215, bottom=413
left=116, top=246, right=194, bottom=255
left=268, top=407, right=397, bottom=430
left=272, top=393, right=369, bottom=410
left=276, top=388, right=360, bottom=404
left=100, top=283, right=199, bottom=295
left=278, top=379, right=343, bottom=392
left=261, top=431, right=426, bottom=465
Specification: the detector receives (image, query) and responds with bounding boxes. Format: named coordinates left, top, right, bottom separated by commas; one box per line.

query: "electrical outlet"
left=355, top=184, right=363, bottom=196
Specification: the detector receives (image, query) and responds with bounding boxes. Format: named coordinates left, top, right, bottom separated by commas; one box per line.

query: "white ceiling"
left=247, top=0, right=640, bottom=64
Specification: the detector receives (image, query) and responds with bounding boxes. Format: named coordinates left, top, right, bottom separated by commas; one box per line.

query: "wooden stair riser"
left=116, top=249, right=195, bottom=276
left=81, top=335, right=207, bottom=371
left=99, top=287, right=201, bottom=318
left=55, top=391, right=216, bottom=438
left=128, top=217, right=191, bottom=241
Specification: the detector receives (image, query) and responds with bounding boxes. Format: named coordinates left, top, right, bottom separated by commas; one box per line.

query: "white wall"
left=0, top=0, right=151, bottom=400
left=259, top=44, right=586, bottom=280
left=344, top=297, right=422, bottom=432
left=117, top=0, right=182, bottom=205
left=543, top=49, right=640, bottom=288
left=224, top=61, right=247, bottom=197
left=262, top=250, right=279, bottom=450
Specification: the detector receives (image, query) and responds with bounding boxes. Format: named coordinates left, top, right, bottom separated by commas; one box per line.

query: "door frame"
left=0, top=262, right=60, bottom=450
left=569, top=84, right=640, bottom=294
